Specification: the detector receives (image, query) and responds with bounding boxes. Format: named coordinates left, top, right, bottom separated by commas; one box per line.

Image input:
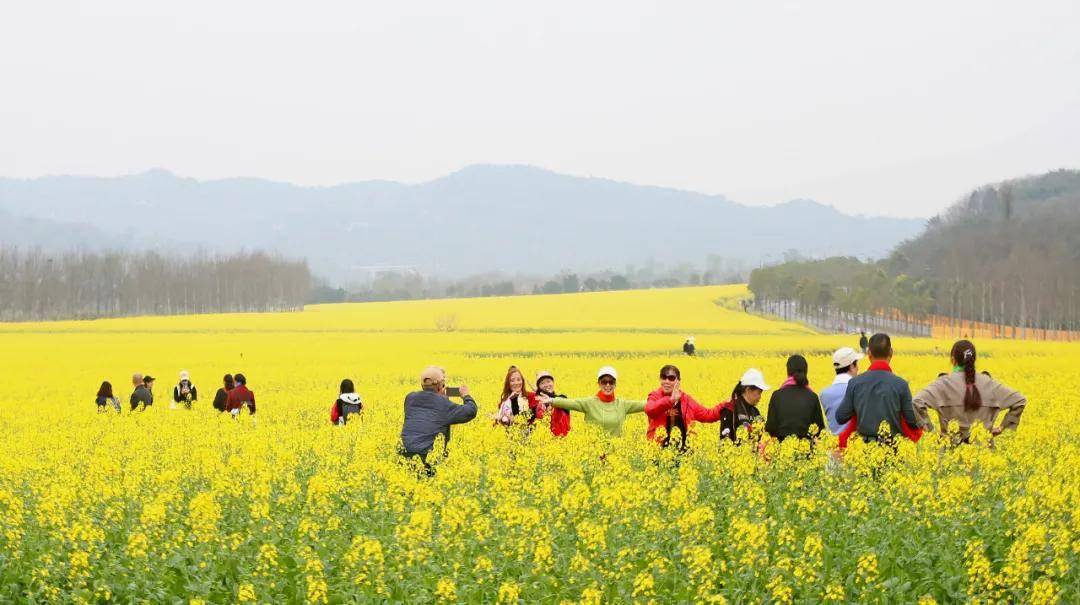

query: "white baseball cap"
left=597, top=366, right=618, bottom=381
left=832, top=347, right=864, bottom=369
left=179, top=370, right=190, bottom=380
left=739, top=368, right=770, bottom=391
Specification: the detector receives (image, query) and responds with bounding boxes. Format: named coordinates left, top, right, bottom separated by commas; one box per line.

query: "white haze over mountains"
left=0, top=165, right=925, bottom=284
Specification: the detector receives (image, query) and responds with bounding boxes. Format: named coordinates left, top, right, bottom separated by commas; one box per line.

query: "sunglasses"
left=660, top=374, right=678, bottom=381
left=599, top=379, right=616, bottom=386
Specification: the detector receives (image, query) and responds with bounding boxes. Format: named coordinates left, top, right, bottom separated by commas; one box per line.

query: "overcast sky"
left=1, top=1, right=1077, bottom=217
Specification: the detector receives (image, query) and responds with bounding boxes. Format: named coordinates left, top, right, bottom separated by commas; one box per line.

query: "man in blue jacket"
left=400, top=366, right=478, bottom=474
left=836, top=333, right=920, bottom=443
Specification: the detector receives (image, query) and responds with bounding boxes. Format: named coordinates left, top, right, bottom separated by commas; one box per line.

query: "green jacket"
left=551, top=395, right=646, bottom=436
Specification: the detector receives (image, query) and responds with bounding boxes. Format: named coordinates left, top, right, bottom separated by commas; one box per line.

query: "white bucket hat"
left=832, top=347, right=864, bottom=369
left=597, top=366, right=618, bottom=381
left=739, top=368, right=770, bottom=391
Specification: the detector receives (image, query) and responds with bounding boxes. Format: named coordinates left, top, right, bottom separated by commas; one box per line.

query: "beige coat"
left=913, top=372, right=1026, bottom=441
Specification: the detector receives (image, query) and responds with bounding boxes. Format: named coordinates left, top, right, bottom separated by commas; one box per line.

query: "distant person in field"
left=859, top=331, right=869, bottom=355
left=331, top=378, right=363, bottom=425
left=493, top=366, right=543, bottom=427
left=913, top=340, right=1027, bottom=444
left=400, top=366, right=478, bottom=475
left=96, top=381, right=121, bottom=413
left=538, top=366, right=647, bottom=436
left=130, top=373, right=154, bottom=411
left=819, top=347, right=864, bottom=435
left=645, top=364, right=722, bottom=451
left=212, top=374, right=235, bottom=412
left=172, top=370, right=198, bottom=410
left=835, top=333, right=922, bottom=446
left=764, top=355, right=825, bottom=441
left=535, top=370, right=570, bottom=436
left=226, top=373, right=256, bottom=416
left=683, top=336, right=696, bottom=356
left=719, top=368, right=770, bottom=443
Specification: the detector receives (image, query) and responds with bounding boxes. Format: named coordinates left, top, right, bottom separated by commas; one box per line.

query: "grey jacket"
left=400, top=390, right=478, bottom=454
left=130, top=385, right=154, bottom=408
left=913, top=372, right=1026, bottom=441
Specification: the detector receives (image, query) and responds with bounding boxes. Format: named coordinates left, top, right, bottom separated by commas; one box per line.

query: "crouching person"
left=400, top=366, right=478, bottom=476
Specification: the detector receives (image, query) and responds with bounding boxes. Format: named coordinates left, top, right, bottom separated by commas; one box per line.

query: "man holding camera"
left=400, top=366, right=478, bottom=474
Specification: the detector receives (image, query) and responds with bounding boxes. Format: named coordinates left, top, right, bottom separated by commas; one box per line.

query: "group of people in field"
left=95, top=371, right=256, bottom=416
left=392, top=333, right=1027, bottom=474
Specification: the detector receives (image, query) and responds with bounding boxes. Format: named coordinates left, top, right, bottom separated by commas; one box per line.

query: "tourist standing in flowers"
left=330, top=378, right=364, bottom=425
left=172, top=370, right=198, bottom=410
left=764, top=355, right=825, bottom=441
left=819, top=347, right=864, bottom=435
left=212, top=374, right=235, bottom=412
left=683, top=336, right=696, bottom=356
left=719, top=368, right=770, bottom=442
left=538, top=366, right=646, bottom=436
left=130, top=373, right=154, bottom=411
left=535, top=370, right=570, bottom=436
left=913, top=340, right=1027, bottom=443
left=96, top=381, right=121, bottom=412
left=226, top=373, right=256, bottom=416
left=493, top=366, right=542, bottom=426
left=645, top=364, right=722, bottom=450
left=400, top=366, right=478, bottom=473
left=835, top=333, right=922, bottom=444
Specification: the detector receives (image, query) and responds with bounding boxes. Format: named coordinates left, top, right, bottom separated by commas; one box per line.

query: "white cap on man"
left=597, top=366, right=618, bottom=381
left=739, top=368, right=770, bottom=391
left=832, top=347, right=864, bottom=369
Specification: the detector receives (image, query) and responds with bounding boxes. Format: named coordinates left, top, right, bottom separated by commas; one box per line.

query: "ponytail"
left=792, top=370, right=809, bottom=387
left=731, top=381, right=746, bottom=405
left=952, top=340, right=982, bottom=411
left=786, top=354, right=809, bottom=388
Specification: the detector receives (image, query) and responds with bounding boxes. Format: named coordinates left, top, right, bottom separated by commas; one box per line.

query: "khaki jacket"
left=913, top=372, right=1026, bottom=440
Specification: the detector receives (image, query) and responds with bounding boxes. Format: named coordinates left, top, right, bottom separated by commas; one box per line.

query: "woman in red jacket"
left=645, top=364, right=722, bottom=451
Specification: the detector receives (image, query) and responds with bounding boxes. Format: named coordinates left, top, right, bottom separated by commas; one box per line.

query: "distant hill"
left=0, top=165, right=925, bottom=283
left=749, top=168, right=1080, bottom=335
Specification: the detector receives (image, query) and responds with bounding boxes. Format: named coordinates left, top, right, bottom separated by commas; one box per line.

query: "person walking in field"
left=212, top=374, right=235, bottom=412
left=535, top=370, right=570, bottom=436
left=718, top=368, right=770, bottom=443
left=96, top=381, right=121, bottom=413
left=538, top=366, right=646, bottom=437
left=172, top=370, right=198, bottom=410
left=835, top=333, right=922, bottom=445
left=683, top=336, right=696, bottom=356
left=330, top=378, right=363, bottom=425
left=493, top=366, right=543, bottom=426
left=819, top=347, right=864, bottom=435
left=913, top=340, right=1027, bottom=444
left=130, top=373, right=154, bottom=411
left=226, top=373, right=255, bottom=416
left=765, top=355, right=825, bottom=441
left=645, top=364, right=722, bottom=450
left=400, top=366, right=478, bottom=475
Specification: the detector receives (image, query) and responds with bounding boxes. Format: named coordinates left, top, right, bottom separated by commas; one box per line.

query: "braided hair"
left=951, top=340, right=983, bottom=411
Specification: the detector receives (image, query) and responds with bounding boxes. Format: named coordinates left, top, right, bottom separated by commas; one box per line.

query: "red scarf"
left=596, top=390, right=615, bottom=403
left=838, top=359, right=922, bottom=447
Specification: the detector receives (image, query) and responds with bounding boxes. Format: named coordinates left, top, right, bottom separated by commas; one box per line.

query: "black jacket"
left=173, top=381, right=198, bottom=405
left=212, top=388, right=229, bottom=412
left=719, top=401, right=762, bottom=442
left=764, top=385, right=825, bottom=440
left=130, top=385, right=153, bottom=410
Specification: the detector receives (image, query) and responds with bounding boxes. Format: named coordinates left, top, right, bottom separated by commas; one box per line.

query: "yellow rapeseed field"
left=0, top=285, right=1076, bottom=603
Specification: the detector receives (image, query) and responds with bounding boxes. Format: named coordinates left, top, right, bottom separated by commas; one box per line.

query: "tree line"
left=748, top=169, right=1080, bottom=338
left=0, top=247, right=311, bottom=322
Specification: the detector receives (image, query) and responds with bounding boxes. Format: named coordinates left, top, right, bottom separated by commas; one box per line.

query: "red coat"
left=226, top=384, right=256, bottom=414
left=550, top=407, right=571, bottom=436
left=645, top=387, right=723, bottom=441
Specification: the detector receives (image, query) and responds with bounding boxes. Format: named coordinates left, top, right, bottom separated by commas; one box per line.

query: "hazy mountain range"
left=0, top=165, right=925, bottom=283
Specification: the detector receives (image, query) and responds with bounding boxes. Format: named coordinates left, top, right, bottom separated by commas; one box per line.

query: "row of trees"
left=0, top=247, right=312, bottom=322
left=748, top=170, right=1080, bottom=338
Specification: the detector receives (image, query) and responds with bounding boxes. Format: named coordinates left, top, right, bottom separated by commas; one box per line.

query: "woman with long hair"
left=96, top=381, right=121, bottom=413
left=718, top=369, right=770, bottom=442
left=493, top=365, right=542, bottom=426
left=331, top=378, right=364, bottom=425
left=764, top=355, right=825, bottom=441
left=913, top=340, right=1027, bottom=443
left=212, top=374, right=235, bottom=413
